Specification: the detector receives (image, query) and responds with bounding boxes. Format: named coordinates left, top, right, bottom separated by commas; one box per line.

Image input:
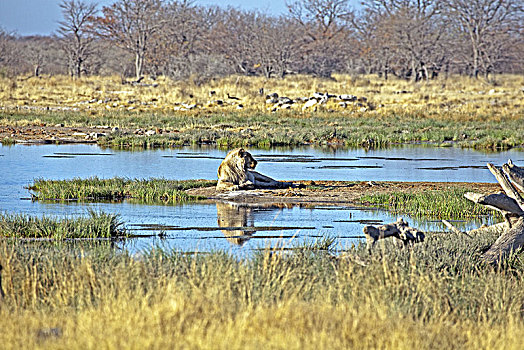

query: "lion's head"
left=237, top=148, right=257, bottom=170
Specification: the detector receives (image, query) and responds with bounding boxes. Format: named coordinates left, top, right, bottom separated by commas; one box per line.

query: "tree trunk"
left=482, top=218, right=524, bottom=265
left=463, top=160, right=524, bottom=265
left=135, top=53, right=144, bottom=80
left=503, top=160, right=524, bottom=192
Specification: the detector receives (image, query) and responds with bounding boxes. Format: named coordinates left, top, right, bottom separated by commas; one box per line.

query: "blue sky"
left=0, top=0, right=290, bottom=36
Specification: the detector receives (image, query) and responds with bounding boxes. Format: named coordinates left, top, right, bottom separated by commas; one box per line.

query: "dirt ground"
left=188, top=181, right=501, bottom=206
left=0, top=124, right=118, bottom=143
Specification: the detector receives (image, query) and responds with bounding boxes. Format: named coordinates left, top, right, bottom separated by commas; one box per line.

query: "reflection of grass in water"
left=358, top=188, right=497, bottom=219
left=28, top=177, right=216, bottom=203
left=0, top=210, right=125, bottom=238
left=0, top=229, right=522, bottom=348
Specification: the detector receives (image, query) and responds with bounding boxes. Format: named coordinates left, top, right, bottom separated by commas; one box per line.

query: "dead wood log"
left=482, top=217, right=524, bottom=265
left=441, top=219, right=473, bottom=238
left=363, top=217, right=425, bottom=250
left=487, top=163, right=524, bottom=210
left=464, top=191, right=523, bottom=227
left=503, top=160, right=524, bottom=193
left=467, top=222, right=508, bottom=236
left=464, top=192, right=524, bottom=215
left=444, top=221, right=509, bottom=237
left=464, top=161, right=524, bottom=265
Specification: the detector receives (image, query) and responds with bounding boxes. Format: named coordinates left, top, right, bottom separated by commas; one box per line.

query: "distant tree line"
left=0, top=0, right=522, bottom=81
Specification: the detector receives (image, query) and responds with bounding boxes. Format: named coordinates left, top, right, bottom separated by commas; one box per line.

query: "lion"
left=216, top=202, right=255, bottom=245
left=216, top=148, right=291, bottom=191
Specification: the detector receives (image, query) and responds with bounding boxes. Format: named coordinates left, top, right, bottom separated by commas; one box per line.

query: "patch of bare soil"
left=187, top=181, right=501, bottom=206
left=0, top=124, right=120, bottom=143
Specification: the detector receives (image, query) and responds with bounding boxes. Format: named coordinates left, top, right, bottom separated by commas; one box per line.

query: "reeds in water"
left=359, top=188, right=496, bottom=219
left=0, top=210, right=125, bottom=239
left=28, top=177, right=216, bottom=203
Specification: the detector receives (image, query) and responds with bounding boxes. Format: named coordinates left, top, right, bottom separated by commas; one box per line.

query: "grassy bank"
left=0, top=210, right=125, bottom=239
left=28, top=177, right=216, bottom=203
left=0, top=228, right=522, bottom=349
left=358, top=188, right=496, bottom=219
left=1, top=74, right=523, bottom=150
left=2, top=108, right=523, bottom=150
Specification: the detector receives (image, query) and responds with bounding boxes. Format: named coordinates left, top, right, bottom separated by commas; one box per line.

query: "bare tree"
left=58, top=0, right=98, bottom=77
left=0, top=29, right=17, bottom=75
left=360, top=0, right=447, bottom=81
left=287, top=0, right=354, bottom=77
left=18, top=36, right=60, bottom=76
left=95, top=0, right=164, bottom=79
left=443, top=0, right=523, bottom=78
left=206, top=10, right=301, bottom=78
left=206, top=8, right=259, bottom=76
left=251, top=16, right=302, bottom=78
left=147, top=0, right=207, bottom=78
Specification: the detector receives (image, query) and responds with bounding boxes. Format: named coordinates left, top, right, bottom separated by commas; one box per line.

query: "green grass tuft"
left=0, top=210, right=125, bottom=239
left=358, top=188, right=497, bottom=219
left=28, top=177, right=216, bottom=203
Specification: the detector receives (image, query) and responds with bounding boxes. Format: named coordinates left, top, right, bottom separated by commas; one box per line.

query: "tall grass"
left=0, top=210, right=125, bottom=239
left=358, top=188, right=496, bottom=219
left=0, top=228, right=522, bottom=349
left=28, top=177, right=216, bottom=203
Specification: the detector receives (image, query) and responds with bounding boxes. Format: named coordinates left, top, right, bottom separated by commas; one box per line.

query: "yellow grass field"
left=1, top=73, right=523, bottom=120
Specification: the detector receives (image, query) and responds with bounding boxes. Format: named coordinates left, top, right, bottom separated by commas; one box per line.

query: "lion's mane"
left=216, top=148, right=257, bottom=191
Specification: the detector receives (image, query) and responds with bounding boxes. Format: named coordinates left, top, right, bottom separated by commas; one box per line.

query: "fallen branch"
left=363, top=217, right=425, bottom=250
left=441, top=219, right=472, bottom=238
left=503, top=160, right=524, bottom=193
left=487, top=163, right=524, bottom=210
left=464, top=192, right=523, bottom=216
left=482, top=217, right=524, bottom=265
left=465, top=160, right=524, bottom=265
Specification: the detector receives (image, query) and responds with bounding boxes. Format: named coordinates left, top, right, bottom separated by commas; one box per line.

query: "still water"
left=1, top=144, right=522, bottom=254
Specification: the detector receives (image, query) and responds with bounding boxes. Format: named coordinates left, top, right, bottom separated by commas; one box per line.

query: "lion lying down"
left=216, top=148, right=292, bottom=191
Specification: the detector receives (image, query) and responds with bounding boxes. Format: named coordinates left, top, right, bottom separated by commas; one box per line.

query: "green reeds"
left=28, top=177, right=216, bottom=203
left=358, top=188, right=496, bottom=219
left=0, top=210, right=125, bottom=239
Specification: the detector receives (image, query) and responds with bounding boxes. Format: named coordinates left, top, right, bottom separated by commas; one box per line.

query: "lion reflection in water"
left=216, top=148, right=291, bottom=191
left=216, top=202, right=255, bottom=245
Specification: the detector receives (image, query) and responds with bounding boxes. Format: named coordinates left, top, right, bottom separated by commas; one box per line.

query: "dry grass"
left=1, top=74, right=522, bottom=119
left=1, top=74, right=523, bottom=149
left=0, top=227, right=523, bottom=349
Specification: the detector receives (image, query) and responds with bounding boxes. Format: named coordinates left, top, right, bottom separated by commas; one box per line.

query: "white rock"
left=302, top=98, right=318, bottom=111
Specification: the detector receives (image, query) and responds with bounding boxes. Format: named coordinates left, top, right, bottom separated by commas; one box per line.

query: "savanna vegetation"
left=1, top=73, right=523, bottom=149
left=1, top=1, right=522, bottom=149
left=0, top=227, right=522, bottom=349
left=1, top=0, right=523, bottom=348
